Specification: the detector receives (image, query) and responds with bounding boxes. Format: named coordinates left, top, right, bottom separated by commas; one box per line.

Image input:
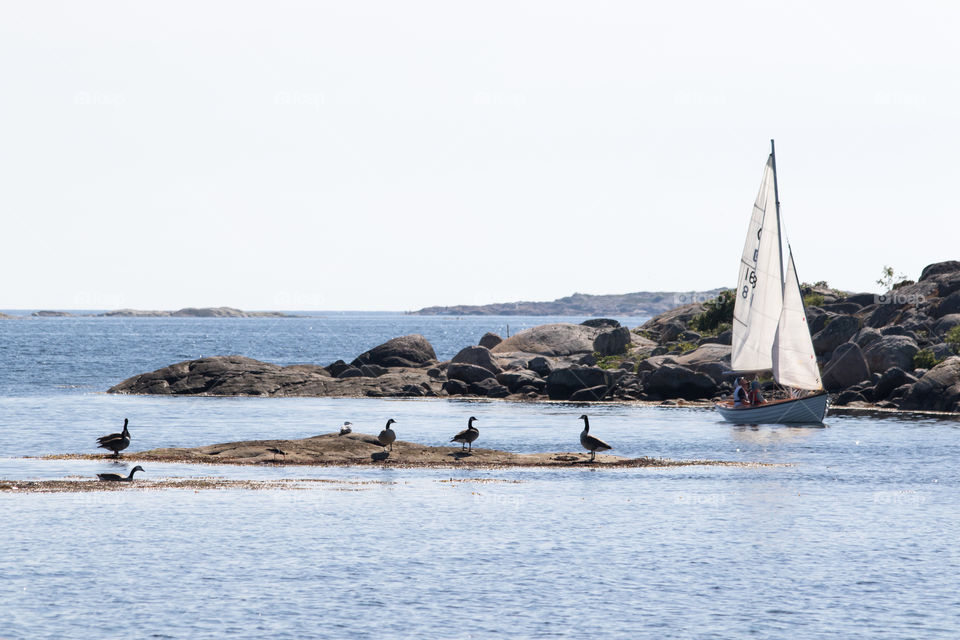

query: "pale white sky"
left=1, top=1, right=957, bottom=310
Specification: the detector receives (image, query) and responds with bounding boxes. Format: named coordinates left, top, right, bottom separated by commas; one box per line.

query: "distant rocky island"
left=98, top=307, right=294, bottom=318
left=411, top=289, right=725, bottom=316
left=3, top=307, right=296, bottom=318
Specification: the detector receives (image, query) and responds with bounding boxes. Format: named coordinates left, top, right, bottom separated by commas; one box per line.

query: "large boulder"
left=467, top=378, right=510, bottom=398
left=446, top=362, right=496, bottom=384
left=593, top=326, right=631, bottom=356
left=811, top=315, right=860, bottom=356
left=854, top=327, right=882, bottom=349
left=496, top=370, right=546, bottom=393
left=450, top=346, right=501, bottom=375
left=933, top=314, right=960, bottom=338
left=581, top=318, right=621, bottom=329
left=478, top=332, right=503, bottom=349
left=545, top=366, right=612, bottom=400
left=919, top=260, right=960, bottom=282
left=638, top=302, right=705, bottom=341
left=351, top=335, right=437, bottom=368
left=862, top=335, right=919, bottom=375
left=492, top=324, right=600, bottom=357
left=671, top=344, right=731, bottom=383
left=936, top=291, right=960, bottom=319
left=874, top=367, right=918, bottom=400
left=900, top=356, right=960, bottom=412
left=821, top=342, right=871, bottom=391
left=864, top=303, right=902, bottom=328
left=526, top=356, right=553, bottom=377
left=645, top=364, right=716, bottom=400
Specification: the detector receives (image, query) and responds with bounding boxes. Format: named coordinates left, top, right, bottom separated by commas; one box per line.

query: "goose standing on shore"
left=579, top=415, right=612, bottom=461
left=97, top=418, right=131, bottom=458
left=97, top=465, right=144, bottom=482
left=378, top=419, right=397, bottom=451
left=339, top=421, right=353, bottom=436
left=450, top=417, right=479, bottom=451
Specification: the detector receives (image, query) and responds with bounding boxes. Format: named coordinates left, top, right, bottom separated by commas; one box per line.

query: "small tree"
left=877, top=265, right=908, bottom=291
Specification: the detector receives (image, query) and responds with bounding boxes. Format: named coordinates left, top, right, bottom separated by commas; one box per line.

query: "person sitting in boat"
left=749, top=380, right=766, bottom=405
left=733, top=377, right=751, bottom=407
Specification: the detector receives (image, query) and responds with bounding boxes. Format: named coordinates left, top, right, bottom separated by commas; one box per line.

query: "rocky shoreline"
left=108, top=260, right=960, bottom=415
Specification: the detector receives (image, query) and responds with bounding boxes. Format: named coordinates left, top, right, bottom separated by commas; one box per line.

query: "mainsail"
left=730, top=143, right=823, bottom=391
left=731, top=158, right=783, bottom=371
left=772, top=249, right=823, bottom=390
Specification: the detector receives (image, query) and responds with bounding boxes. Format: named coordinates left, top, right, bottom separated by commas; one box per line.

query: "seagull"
left=339, top=421, right=353, bottom=436
left=97, top=465, right=144, bottom=482
left=579, top=415, right=612, bottom=462
left=378, top=419, right=397, bottom=451
left=97, top=418, right=131, bottom=458
left=450, top=416, right=479, bottom=451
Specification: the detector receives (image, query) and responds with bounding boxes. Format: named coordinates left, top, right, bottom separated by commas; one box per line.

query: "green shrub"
left=689, top=290, right=735, bottom=334
left=675, top=341, right=697, bottom=354
left=946, top=326, right=960, bottom=354
left=803, top=293, right=825, bottom=307
left=913, top=349, right=941, bottom=369
left=593, top=353, right=623, bottom=370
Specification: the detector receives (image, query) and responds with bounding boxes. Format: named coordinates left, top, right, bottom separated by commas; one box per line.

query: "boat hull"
left=715, top=392, right=828, bottom=425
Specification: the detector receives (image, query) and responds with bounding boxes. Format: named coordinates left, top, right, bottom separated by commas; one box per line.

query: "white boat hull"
left=715, top=392, right=828, bottom=424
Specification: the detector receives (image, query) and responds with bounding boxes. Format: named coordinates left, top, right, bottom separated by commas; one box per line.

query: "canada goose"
left=579, top=415, right=612, bottom=461
left=378, top=419, right=397, bottom=451
left=97, top=465, right=144, bottom=482
left=450, top=416, right=479, bottom=451
left=97, top=418, right=131, bottom=458
left=339, top=421, right=353, bottom=436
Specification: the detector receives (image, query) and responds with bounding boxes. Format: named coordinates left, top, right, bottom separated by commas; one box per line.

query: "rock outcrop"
left=351, top=335, right=437, bottom=368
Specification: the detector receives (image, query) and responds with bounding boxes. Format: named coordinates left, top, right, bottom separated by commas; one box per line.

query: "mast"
left=770, top=139, right=785, bottom=290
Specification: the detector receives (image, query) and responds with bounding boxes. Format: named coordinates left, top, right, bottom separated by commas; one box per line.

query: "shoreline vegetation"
left=107, top=260, right=960, bottom=415
left=45, top=432, right=769, bottom=469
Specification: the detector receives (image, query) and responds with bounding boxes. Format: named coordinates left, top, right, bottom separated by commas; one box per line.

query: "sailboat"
left=715, top=140, right=828, bottom=424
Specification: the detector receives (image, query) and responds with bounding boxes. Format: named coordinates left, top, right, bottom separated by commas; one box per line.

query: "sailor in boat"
left=732, top=377, right=751, bottom=408
left=748, top=380, right=767, bottom=405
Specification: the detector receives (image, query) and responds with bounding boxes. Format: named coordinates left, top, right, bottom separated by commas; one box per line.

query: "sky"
left=1, top=1, right=958, bottom=311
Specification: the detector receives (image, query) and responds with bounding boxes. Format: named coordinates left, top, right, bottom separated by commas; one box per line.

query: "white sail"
left=731, top=158, right=784, bottom=371
left=773, top=249, right=823, bottom=390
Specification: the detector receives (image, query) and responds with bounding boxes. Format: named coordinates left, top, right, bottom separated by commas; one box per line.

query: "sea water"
left=1, top=314, right=958, bottom=639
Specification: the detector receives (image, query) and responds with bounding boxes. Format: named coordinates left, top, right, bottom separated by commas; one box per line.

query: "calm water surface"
left=1, top=315, right=959, bottom=638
